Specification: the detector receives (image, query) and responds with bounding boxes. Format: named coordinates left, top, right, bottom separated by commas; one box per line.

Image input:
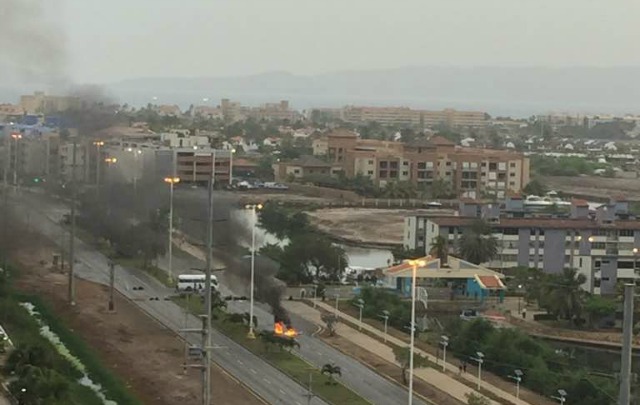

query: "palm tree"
left=321, top=363, right=342, bottom=385
left=543, top=268, right=587, bottom=321
left=430, top=235, right=449, bottom=264
left=457, top=219, right=498, bottom=265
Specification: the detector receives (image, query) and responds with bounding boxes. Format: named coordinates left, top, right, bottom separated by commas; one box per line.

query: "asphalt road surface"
left=13, top=189, right=426, bottom=405
left=10, top=191, right=327, bottom=405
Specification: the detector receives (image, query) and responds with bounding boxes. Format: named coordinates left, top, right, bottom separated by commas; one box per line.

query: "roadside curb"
left=320, top=333, right=441, bottom=405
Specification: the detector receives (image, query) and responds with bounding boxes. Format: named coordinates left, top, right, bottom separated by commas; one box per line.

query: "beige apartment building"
left=20, top=92, right=81, bottom=114
left=305, top=130, right=530, bottom=197
left=319, top=106, right=488, bottom=128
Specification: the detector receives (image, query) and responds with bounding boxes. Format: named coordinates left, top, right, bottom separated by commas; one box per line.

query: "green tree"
left=429, top=235, right=448, bottom=263
left=457, top=219, right=498, bottom=265
left=321, top=363, right=342, bottom=385
left=523, top=179, right=548, bottom=196
left=583, top=295, right=616, bottom=328
left=321, top=313, right=339, bottom=336
left=429, top=179, right=455, bottom=199
left=392, top=346, right=430, bottom=385
left=542, top=268, right=587, bottom=321
left=466, top=393, right=491, bottom=405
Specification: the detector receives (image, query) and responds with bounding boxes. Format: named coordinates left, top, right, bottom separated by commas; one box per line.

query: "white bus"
left=176, top=274, right=218, bottom=293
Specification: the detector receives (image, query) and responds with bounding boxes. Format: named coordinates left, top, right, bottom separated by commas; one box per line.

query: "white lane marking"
left=237, top=360, right=243, bottom=365
left=250, top=368, right=257, bottom=374
left=279, top=389, right=286, bottom=395
left=262, top=377, right=271, bottom=385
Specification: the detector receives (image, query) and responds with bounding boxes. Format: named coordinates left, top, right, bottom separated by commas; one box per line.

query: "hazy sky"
left=56, top=0, right=640, bottom=83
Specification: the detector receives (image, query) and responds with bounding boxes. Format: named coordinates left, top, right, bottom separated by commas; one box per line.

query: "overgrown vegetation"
left=0, top=267, right=141, bottom=405
left=258, top=204, right=347, bottom=284
left=446, top=318, right=616, bottom=405
left=350, top=286, right=412, bottom=331
left=530, top=155, right=608, bottom=177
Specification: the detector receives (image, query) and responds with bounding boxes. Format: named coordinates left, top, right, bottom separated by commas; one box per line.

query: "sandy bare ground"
left=10, top=240, right=261, bottom=405
left=307, top=208, right=453, bottom=246
left=542, top=175, right=640, bottom=201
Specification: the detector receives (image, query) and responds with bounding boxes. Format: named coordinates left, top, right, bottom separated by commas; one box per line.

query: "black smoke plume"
left=175, top=193, right=289, bottom=324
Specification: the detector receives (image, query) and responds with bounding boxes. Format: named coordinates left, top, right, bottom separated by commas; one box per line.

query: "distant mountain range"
left=5, top=67, right=640, bottom=117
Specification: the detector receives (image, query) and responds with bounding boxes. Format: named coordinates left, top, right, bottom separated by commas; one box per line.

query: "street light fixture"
left=93, top=141, right=104, bottom=186
left=164, top=177, right=180, bottom=282
left=406, top=258, right=426, bottom=405
left=471, top=351, right=485, bottom=390
left=246, top=203, right=263, bottom=339
left=440, top=335, right=449, bottom=372
left=10, top=133, right=22, bottom=186
left=508, top=369, right=523, bottom=399
left=551, top=389, right=567, bottom=404
left=378, top=310, right=390, bottom=342
left=229, top=148, right=236, bottom=185
left=354, top=298, right=365, bottom=330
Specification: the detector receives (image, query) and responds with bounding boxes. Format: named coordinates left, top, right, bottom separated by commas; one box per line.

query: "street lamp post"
left=354, top=298, right=365, bottom=330
left=93, top=141, right=104, bottom=186
left=440, top=335, right=449, bottom=372
left=407, top=258, right=426, bottom=405
left=229, top=149, right=236, bottom=186
left=246, top=203, right=263, bottom=339
left=508, top=369, right=523, bottom=399
left=164, top=177, right=180, bottom=281
left=312, top=284, right=318, bottom=308
left=379, top=310, right=390, bottom=342
left=334, top=292, right=340, bottom=317
left=11, top=133, right=21, bottom=186
left=551, top=389, right=567, bottom=404
left=471, top=351, right=485, bottom=390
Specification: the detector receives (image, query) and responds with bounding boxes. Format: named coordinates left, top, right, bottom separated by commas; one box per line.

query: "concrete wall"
left=543, top=230, right=565, bottom=274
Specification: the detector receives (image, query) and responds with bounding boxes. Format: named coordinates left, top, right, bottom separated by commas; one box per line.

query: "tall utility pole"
left=68, top=140, right=77, bottom=306
left=202, top=152, right=215, bottom=405
left=108, top=262, right=115, bottom=311
left=619, top=283, right=634, bottom=405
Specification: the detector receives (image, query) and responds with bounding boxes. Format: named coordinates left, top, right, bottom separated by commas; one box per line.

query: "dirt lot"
left=10, top=241, right=261, bottom=405
left=307, top=208, right=453, bottom=246
left=542, top=175, right=640, bottom=201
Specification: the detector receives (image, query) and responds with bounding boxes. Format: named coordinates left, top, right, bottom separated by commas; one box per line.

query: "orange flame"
left=274, top=322, right=298, bottom=338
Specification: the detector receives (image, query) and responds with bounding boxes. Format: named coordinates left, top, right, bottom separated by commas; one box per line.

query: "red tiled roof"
left=477, top=275, right=504, bottom=289
left=386, top=256, right=431, bottom=274
left=571, top=198, right=589, bottom=207
left=429, top=135, right=456, bottom=146
left=428, top=216, right=640, bottom=230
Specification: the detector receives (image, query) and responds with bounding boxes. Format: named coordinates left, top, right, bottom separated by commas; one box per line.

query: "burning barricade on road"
left=273, top=313, right=299, bottom=338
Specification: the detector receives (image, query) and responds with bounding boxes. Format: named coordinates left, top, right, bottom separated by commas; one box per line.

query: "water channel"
left=232, top=209, right=394, bottom=270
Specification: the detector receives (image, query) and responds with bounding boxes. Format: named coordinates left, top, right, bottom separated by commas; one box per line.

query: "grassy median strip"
left=172, top=296, right=370, bottom=405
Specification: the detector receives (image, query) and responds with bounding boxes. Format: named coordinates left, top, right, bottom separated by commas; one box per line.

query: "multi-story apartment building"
left=153, top=148, right=233, bottom=185
left=312, top=106, right=488, bottom=128
left=312, top=130, right=529, bottom=197
left=20, top=92, right=81, bottom=114
left=1, top=130, right=61, bottom=184
left=404, top=196, right=640, bottom=295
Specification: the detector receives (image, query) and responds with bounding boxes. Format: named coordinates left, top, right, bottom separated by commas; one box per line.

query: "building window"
left=446, top=161, right=451, bottom=166
left=509, top=181, right=515, bottom=186
left=445, top=171, right=451, bottom=176
left=620, top=229, right=634, bottom=237
left=417, top=162, right=426, bottom=170
left=380, top=161, right=388, bottom=168
left=368, top=160, right=374, bottom=164
left=403, top=161, right=409, bottom=166
left=592, top=242, right=606, bottom=249
left=390, top=162, right=398, bottom=169
left=402, top=171, right=408, bottom=176
left=293, top=169, right=300, bottom=174
left=389, top=171, right=398, bottom=178
left=379, top=170, right=387, bottom=178
left=367, top=170, right=374, bottom=175
left=481, top=162, right=487, bottom=167
left=489, top=162, right=497, bottom=170
left=579, top=258, right=583, bottom=267
left=510, top=162, right=516, bottom=168
left=510, top=172, right=516, bottom=177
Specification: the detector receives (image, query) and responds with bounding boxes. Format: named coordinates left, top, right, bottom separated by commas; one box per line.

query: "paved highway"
left=12, top=192, right=328, bottom=405
left=15, top=190, right=427, bottom=405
